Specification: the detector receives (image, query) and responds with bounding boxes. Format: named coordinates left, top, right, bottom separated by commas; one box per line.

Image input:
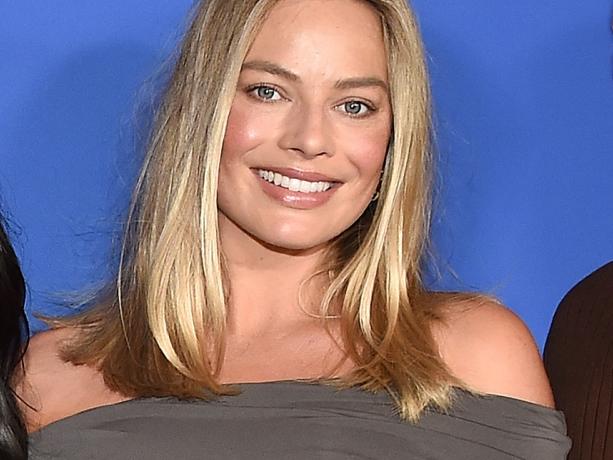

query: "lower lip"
left=254, top=172, right=340, bottom=210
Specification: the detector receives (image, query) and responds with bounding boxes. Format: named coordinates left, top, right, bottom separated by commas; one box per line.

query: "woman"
left=23, top=0, right=570, bottom=458
left=0, top=210, right=29, bottom=460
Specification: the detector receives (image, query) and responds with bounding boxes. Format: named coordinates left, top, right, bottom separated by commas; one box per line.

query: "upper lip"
left=253, top=167, right=342, bottom=183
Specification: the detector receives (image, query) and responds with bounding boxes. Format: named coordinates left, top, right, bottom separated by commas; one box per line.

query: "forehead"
left=245, top=0, right=388, bottom=81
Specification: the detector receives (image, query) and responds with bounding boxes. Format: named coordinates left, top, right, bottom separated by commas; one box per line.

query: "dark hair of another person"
left=0, top=214, right=29, bottom=460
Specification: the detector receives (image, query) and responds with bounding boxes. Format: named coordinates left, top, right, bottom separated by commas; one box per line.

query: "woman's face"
left=218, top=0, right=392, bottom=252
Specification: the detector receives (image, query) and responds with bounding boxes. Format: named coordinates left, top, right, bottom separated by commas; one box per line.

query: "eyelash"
left=338, top=100, right=376, bottom=118
left=246, top=84, right=285, bottom=103
left=245, top=84, right=377, bottom=119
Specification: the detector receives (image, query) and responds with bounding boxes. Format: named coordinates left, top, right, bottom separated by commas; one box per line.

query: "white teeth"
left=257, top=169, right=333, bottom=193
left=289, top=178, right=301, bottom=192
left=299, top=181, right=311, bottom=193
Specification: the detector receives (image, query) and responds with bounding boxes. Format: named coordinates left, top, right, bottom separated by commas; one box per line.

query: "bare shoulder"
left=432, top=296, right=555, bottom=408
left=18, top=327, right=128, bottom=432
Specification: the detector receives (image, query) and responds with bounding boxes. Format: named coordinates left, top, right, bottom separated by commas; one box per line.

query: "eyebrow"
left=242, top=60, right=299, bottom=82
left=241, top=60, right=388, bottom=92
left=334, top=77, right=388, bottom=92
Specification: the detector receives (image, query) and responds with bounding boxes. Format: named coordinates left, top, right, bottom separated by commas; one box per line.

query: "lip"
left=252, top=168, right=341, bottom=210
left=251, top=167, right=342, bottom=184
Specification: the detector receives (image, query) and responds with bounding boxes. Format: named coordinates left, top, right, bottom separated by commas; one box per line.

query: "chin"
left=218, top=199, right=367, bottom=255
left=252, top=224, right=334, bottom=253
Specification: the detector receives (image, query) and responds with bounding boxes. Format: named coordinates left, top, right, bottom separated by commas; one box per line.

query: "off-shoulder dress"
left=29, top=381, right=571, bottom=459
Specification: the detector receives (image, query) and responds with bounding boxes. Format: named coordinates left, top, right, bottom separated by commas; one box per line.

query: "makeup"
left=253, top=168, right=341, bottom=210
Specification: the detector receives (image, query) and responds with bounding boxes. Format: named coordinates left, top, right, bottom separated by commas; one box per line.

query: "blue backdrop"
left=1, top=1, right=612, bottom=348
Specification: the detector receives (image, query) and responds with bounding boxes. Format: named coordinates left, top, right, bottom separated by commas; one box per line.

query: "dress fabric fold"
left=29, top=382, right=571, bottom=459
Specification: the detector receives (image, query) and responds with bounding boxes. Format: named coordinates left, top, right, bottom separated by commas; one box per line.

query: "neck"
left=219, top=216, right=330, bottom=337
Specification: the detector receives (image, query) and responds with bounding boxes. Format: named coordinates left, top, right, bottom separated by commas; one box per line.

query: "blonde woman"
left=22, top=0, right=570, bottom=458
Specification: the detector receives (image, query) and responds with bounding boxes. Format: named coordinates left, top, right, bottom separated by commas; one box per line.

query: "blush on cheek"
left=350, top=135, right=389, bottom=178
left=222, top=104, right=261, bottom=158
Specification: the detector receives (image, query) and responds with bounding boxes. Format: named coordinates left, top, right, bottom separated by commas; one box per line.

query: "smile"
left=257, top=169, right=333, bottom=193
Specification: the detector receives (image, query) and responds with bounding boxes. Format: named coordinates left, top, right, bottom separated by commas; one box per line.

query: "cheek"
left=222, top=103, right=266, bottom=163
left=344, top=124, right=390, bottom=182
left=223, top=107, right=254, bottom=161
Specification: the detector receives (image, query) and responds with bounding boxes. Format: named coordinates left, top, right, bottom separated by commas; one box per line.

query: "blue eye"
left=250, top=85, right=282, bottom=101
left=340, top=100, right=372, bottom=117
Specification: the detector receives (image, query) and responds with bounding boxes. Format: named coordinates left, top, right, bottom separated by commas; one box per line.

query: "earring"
left=371, top=169, right=384, bottom=202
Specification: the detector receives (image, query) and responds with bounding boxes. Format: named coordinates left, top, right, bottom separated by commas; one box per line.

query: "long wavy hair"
left=58, top=0, right=469, bottom=422
left=0, top=211, right=29, bottom=459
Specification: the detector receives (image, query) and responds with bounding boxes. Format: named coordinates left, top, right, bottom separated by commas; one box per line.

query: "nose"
left=278, top=102, right=334, bottom=158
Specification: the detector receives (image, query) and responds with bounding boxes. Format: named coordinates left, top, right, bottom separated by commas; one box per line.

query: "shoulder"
left=17, top=327, right=128, bottom=432
left=432, top=295, right=555, bottom=408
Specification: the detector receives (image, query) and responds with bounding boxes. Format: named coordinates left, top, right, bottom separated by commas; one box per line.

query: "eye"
left=337, top=100, right=374, bottom=117
left=248, top=85, right=282, bottom=102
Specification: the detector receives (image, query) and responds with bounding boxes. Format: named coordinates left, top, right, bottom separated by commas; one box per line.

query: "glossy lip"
left=251, top=166, right=343, bottom=184
left=251, top=168, right=342, bottom=210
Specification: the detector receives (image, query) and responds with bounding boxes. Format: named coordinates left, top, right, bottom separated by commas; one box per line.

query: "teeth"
left=257, top=169, right=333, bottom=193
left=288, top=178, right=300, bottom=192
left=299, top=181, right=311, bottom=193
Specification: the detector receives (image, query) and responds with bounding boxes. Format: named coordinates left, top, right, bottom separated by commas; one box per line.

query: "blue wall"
left=1, top=1, right=612, bottom=348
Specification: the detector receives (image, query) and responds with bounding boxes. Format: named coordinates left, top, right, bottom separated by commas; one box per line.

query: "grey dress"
left=29, top=382, right=570, bottom=459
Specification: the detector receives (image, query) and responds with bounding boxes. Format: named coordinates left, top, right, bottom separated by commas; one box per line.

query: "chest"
left=218, top=330, right=352, bottom=383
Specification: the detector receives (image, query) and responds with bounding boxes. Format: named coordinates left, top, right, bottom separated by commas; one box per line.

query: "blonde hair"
left=59, top=0, right=467, bottom=422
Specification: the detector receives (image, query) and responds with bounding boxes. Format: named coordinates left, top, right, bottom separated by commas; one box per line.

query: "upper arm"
left=436, top=300, right=555, bottom=408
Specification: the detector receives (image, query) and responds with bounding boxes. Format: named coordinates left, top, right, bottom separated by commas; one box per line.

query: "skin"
left=217, top=0, right=390, bottom=359
left=218, top=0, right=390, bottom=253
left=19, top=0, right=554, bottom=432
